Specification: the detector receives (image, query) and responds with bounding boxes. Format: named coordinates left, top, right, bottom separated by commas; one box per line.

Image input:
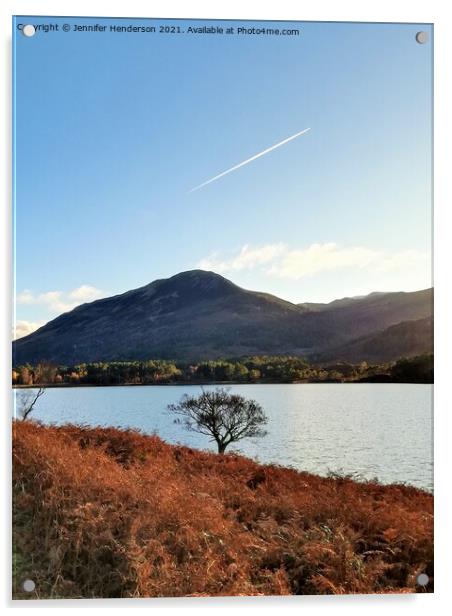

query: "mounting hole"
left=415, top=31, right=428, bottom=44
left=22, top=25, right=36, bottom=38
left=416, top=573, right=429, bottom=586
left=22, top=578, right=35, bottom=592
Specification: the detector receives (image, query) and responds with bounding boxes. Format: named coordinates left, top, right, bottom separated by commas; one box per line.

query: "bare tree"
left=168, top=387, right=268, bottom=454
left=16, top=388, right=45, bottom=421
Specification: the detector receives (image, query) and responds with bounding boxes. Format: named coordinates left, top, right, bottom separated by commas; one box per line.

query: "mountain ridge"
left=13, top=270, right=433, bottom=365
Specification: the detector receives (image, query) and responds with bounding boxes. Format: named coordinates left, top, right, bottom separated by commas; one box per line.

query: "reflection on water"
left=15, top=383, right=433, bottom=491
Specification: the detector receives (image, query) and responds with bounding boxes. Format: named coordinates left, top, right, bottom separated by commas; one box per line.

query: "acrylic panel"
left=12, top=16, right=433, bottom=599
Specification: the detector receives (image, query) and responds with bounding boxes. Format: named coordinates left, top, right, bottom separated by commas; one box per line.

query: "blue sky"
left=13, top=17, right=432, bottom=337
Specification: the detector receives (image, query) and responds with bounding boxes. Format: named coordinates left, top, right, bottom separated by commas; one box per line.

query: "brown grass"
left=12, top=421, right=433, bottom=599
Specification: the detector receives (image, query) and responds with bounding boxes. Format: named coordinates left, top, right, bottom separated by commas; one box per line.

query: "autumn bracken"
left=12, top=421, right=433, bottom=598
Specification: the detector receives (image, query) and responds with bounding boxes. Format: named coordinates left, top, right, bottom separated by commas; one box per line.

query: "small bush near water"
left=12, top=421, right=433, bottom=598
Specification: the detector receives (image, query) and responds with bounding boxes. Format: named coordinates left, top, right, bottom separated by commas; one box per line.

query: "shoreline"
left=12, top=379, right=433, bottom=389
left=11, top=417, right=434, bottom=494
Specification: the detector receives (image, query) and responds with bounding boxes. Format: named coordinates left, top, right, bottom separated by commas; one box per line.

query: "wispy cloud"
left=188, top=128, right=311, bottom=193
left=198, top=243, right=429, bottom=280
left=198, top=244, right=286, bottom=273
left=268, top=243, right=378, bottom=279
left=13, top=320, right=46, bottom=340
left=16, top=285, right=105, bottom=315
left=374, top=249, right=429, bottom=273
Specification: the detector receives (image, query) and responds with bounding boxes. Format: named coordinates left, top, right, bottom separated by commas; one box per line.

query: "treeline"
left=361, top=354, right=433, bottom=384
left=12, top=354, right=433, bottom=386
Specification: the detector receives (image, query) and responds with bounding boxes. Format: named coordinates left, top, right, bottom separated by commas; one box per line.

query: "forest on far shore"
left=12, top=354, right=433, bottom=386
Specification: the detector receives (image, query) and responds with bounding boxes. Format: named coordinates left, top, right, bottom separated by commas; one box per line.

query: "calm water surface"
left=15, top=384, right=433, bottom=491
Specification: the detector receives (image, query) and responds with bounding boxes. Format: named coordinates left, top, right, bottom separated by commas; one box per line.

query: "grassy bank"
left=12, top=421, right=433, bottom=598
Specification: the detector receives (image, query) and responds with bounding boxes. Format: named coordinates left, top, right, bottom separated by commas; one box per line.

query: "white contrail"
left=188, top=127, right=311, bottom=193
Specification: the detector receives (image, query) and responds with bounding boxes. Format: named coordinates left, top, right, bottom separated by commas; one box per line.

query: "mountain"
left=299, top=292, right=386, bottom=312
left=313, top=316, right=433, bottom=364
left=13, top=270, right=433, bottom=365
left=13, top=271, right=313, bottom=364
left=299, top=288, right=433, bottom=345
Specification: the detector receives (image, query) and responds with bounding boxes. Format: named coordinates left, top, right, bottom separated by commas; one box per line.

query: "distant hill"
left=299, top=289, right=432, bottom=332
left=13, top=270, right=433, bottom=365
left=299, top=292, right=386, bottom=312
left=313, top=316, right=433, bottom=364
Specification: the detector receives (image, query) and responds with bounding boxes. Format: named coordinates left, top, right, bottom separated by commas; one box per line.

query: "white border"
left=1, top=1, right=451, bottom=614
